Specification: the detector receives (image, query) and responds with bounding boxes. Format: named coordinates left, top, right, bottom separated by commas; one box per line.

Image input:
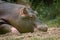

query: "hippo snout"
left=37, top=24, right=48, bottom=32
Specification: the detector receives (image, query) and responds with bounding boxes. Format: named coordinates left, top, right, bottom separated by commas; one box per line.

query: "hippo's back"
left=0, top=1, right=26, bottom=27
left=0, top=1, right=25, bottom=18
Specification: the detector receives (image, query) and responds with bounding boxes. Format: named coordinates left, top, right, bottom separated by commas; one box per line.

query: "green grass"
left=46, top=20, right=60, bottom=27
left=43, top=17, right=60, bottom=27
left=30, top=37, right=58, bottom=40
left=41, top=37, right=58, bottom=40
left=0, top=36, right=58, bottom=40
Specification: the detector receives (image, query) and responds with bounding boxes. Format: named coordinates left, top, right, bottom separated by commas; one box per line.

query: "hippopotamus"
left=0, top=1, right=48, bottom=34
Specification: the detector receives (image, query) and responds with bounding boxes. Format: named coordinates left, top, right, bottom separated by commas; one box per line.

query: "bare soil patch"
left=0, top=27, right=60, bottom=40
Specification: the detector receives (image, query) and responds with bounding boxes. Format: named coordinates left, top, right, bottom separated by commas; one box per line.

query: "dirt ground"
left=0, top=27, right=60, bottom=40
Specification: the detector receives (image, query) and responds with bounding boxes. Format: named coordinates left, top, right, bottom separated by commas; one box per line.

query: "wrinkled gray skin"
left=0, top=1, right=48, bottom=34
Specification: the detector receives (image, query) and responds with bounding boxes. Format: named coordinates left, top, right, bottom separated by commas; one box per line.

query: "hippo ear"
left=19, top=7, right=27, bottom=17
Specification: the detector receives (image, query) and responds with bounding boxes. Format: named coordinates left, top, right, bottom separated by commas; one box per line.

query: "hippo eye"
left=30, top=16, right=33, bottom=18
left=29, top=15, right=35, bottom=20
left=29, top=15, right=33, bottom=18
left=29, top=14, right=33, bottom=18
